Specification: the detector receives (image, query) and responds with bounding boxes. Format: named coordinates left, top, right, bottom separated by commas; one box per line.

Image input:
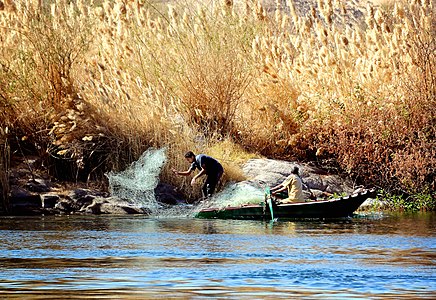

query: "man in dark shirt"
left=172, top=151, right=224, bottom=199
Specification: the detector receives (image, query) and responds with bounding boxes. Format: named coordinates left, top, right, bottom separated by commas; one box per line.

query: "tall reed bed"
left=0, top=0, right=434, bottom=197
left=241, top=0, right=435, bottom=194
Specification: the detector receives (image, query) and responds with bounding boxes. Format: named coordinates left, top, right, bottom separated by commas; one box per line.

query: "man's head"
left=291, top=166, right=299, bottom=175
left=184, top=151, right=196, bottom=163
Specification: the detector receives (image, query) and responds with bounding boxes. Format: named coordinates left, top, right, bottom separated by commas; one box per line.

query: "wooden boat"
left=195, top=188, right=377, bottom=220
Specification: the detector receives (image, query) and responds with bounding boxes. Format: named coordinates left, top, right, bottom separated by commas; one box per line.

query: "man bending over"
left=172, top=151, right=224, bottom=200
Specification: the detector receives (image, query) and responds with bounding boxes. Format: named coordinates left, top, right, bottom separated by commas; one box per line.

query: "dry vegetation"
left=0, top=0, right=434, bottom=199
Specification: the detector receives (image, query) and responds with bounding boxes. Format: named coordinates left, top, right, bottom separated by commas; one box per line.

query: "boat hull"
left=195, top=189, right=376, bottom=220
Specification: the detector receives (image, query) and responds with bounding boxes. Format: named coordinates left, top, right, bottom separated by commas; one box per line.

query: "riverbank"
left=3, top=152, right=434, bottom=216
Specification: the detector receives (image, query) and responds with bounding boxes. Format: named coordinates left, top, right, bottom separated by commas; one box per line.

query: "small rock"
left=41, top=194, right=60, bottom=208
left=69, top=189, right=92, bottom=200
left=25, top=179, right=51, bottom=193
left=55, top=198, right=76, bottom=213
left=10, top=195, right=42, bottom=208
left=76, top=194, right=96, bottom=207
left=10, top=186, right=32, bottom=198
left=155, top=183, right=185, bottom=205
left=360, top=198, right=389, bottom=211
left=99, top=203, right=146, bottom=214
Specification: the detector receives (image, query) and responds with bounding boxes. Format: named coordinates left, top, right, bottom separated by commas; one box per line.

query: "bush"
left=379, top=190, right=435, bottom=212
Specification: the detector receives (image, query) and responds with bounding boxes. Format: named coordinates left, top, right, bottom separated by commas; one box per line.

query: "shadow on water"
left=0, top=212, right=434, bottom=299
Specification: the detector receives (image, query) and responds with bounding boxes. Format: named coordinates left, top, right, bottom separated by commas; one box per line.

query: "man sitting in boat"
left=270, top=166, right=305, bottom=203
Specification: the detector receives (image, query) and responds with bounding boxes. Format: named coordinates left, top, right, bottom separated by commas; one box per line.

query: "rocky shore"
left=4, top=155, right=378, bottom=216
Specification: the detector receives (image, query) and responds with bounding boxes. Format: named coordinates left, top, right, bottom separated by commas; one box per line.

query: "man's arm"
left=271, top=176, right=292, bottom=194
left=270, top=184, right=282, bottom=192
left=172, top=168, right=193, bottom=176
left=271, top=184, right=287, bottom=195
left=190, top=164, right=207, bottom=186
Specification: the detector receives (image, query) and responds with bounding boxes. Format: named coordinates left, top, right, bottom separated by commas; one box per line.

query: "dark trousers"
left=274, top=191, right=288, bottom=199
left=202, top=170, right=223, bottom=199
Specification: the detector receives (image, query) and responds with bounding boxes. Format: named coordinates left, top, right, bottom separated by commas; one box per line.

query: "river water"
left=0, top=213, right=434, bottom=299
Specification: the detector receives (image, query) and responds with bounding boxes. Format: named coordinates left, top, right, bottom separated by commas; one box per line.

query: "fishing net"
left=106, top=148, right=166, bottom=212
left=196, top=182, right=265, bottom=211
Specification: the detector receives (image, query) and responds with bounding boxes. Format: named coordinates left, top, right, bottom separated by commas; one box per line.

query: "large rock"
left=54, top=198, right=76, bottom=214
left=53, top=189, right=150, bottom=215
left=41, top=194, right=60, bottom=208
left=80, top=197, right=149, bottom=214
left=154, top=183, right=185, bottom=205
left=9, top=186, right=42, bottom=215
left=25, top=179, right=51, bottom=193
left=210, top=159, right=357, bottom=206
left=241, top=158, right=354, bottom=196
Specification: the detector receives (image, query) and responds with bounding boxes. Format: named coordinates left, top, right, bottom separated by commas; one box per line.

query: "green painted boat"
left=195, top=188, right=377, bottom=220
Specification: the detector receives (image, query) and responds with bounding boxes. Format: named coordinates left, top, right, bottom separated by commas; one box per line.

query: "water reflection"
left=0, top=213, right=434, bottom=299
left=0, top=212, right=433, bottom=236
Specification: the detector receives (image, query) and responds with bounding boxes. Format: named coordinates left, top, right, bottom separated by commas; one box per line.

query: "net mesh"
left=106, top=148, right=166, bottom=212
left=195, top=182, right=265, bottom=212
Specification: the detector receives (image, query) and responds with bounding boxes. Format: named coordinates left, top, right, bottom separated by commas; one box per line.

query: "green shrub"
left=379, top=190, right=435, bottom=212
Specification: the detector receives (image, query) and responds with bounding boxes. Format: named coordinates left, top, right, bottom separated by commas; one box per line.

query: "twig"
left=15, top=136, right=35, bottom=182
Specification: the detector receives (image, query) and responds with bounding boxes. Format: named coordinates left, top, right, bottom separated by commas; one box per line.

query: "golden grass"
left=206, top=138, right=260, bottom=182
left=0, top=0, right=434, bottom=197
left=368, top=0, right=395, bottom=7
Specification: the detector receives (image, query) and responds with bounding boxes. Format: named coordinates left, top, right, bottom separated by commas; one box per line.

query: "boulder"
left=41, top=194, right=59, bottom=208
left=10, top=186, right=33, bottom=199
left=54, top=198, right=76, bottom=214
left=241, top=158, right=354, bottom=196
left=154, top=183, right=185, bottom=205
left=76, top=194, right=96, bottom=208
left=9, top=186, right=42, bottom=215
left=359, top=198, right=389, bottom=211
left=81, top=197, right=148, bottom=214
left=25, top=179, right=51, bottom=193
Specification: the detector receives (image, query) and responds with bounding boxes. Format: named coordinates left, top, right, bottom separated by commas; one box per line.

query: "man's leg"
left=201, top=180, right=208, bottom=200
left=204, top=171, right=223, bottom=198
left=274, top=191, right=288, bottom=199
